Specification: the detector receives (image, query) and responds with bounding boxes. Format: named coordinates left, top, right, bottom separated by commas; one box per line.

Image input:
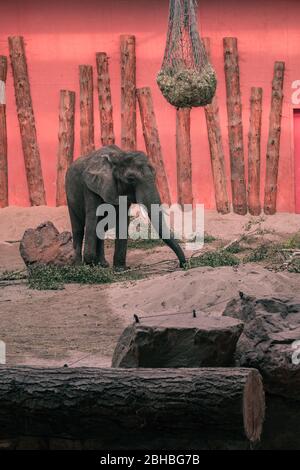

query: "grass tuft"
left=28, top=264, right=141, bottom=290
left=186, top=250, right=240, bottom=269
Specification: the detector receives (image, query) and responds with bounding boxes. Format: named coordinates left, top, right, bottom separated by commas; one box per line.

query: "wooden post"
left=120, top=35, right=136, bottom=151
left=8, top=36, right=46, bottom=206
left=0, top=56, right=8, bottom=208
left=79, top=65, right=95, bottom=156
left=56, top=90, right=75, bottom=206
left=137, top=87, right=171, bottom=205
left=248, top=87, right=263, bottom=215
left=96, top=52, right=115, bottom=146
left=223, top=37, right=247, bottom=215
left=264, top=62, right=285, bottom=215
left=203, top=38, right=229, bottom=214
left=176, top=108, right=193, bottom=206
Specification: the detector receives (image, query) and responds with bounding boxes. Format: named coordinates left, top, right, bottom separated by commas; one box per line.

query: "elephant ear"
left=83, top=154, right=119, bottom=205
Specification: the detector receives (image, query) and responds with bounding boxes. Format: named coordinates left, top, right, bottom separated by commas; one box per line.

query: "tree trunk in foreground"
left=0, top=366, right=265, bottom=445
left=8, top=36, right=46, bottom=206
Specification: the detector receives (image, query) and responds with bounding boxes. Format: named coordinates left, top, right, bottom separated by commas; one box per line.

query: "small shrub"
left=204, top=233, right=217, bottom=244
left=287, top=258, right=300, bottom=273
left=28, top=264, right=142, bottom=290
left=243, top=244, right=272, bottom=263
left=283, top=233, right=300, bottom=249
left=189, top=250, right=240, bottom=269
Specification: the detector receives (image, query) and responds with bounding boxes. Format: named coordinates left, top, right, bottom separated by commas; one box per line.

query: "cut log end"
left=243, top=369, right=265, bottom=442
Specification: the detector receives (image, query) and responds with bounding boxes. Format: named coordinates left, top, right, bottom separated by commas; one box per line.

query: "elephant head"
left=83, top=146, right=186, bottom=267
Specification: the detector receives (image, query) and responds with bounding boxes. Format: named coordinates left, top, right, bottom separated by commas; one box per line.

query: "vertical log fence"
left=96, top=52, right=115, bottom=146
left=176, top=108, right=193, bottom=207
left=248, top=87, right=263, bottom=215
left=79, top=65, right=95, bottom=156
left=120, top=35, right=136, bottom=151
left=137, top=87, right=171, bottom=205
left=223, top=37, right=247, bottom=215
left=203, top=38, right=229, bottom=214
left=56, top=90, right=75, bottom=206
left=264, top=61, right=285, bottom=215
left=0, top=56, right=8, bottom=207
left=9, top=36, right=46, bottom=206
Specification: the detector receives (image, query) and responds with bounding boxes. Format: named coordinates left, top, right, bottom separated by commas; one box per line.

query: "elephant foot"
left=113, top=265, right=129, bottom=272
left=74, top=255, right=83, bottom=266
left=99, top=258, right=110, bottom=268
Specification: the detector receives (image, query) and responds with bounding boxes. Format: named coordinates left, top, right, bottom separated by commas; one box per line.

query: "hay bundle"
left=157, top=0, right=217, bottom=108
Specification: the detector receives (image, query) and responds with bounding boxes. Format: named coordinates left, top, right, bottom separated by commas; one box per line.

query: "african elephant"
left=65, top=145, right=186, bottom=269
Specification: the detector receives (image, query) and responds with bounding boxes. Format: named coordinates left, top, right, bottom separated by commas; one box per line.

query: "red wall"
left=0, top=0, right=299, bottom=211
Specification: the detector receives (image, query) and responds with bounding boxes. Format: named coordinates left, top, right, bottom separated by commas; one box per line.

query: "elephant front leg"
left=97, top=238, right=109, bottom=268
left=83, top=190, right=108, bottom=266
left=83, top=216, right=98, bottom=265
left=113, top=206, right=129, bottom=270
left=113, top=238, right=128, bottom=270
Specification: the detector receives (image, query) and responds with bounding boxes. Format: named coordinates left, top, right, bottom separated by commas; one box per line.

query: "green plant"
left=28, top=264, right=142, bottom=290
left=288, top=258, right=300, bottom=273
left=282, top=233, right=300, bottom=249
left=189, top=250, right=240, bottom=268
left=243, top=244, right=272, bottom=263
left=204, top=233, right=217, bottom=243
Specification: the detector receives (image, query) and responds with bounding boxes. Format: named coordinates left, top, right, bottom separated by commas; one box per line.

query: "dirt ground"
left=0, top=206, right=300, bottom=367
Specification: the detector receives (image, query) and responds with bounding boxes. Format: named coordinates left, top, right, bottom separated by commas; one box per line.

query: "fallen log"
left=112, top=312, right=244, bottom=368
left=176, top=108, right=193, bottom=206
left=223, top=37, right=247, bottom=215
left=120, top=35, right=136, bottom=151
left=137, top=87, right=171, bottom=204
left=248, top=87, right=263, bottom=215
left=96, top=52, right=115, bottom=146
left=8, top=36, right=46, bottom=206
left=203, top=38, right=229, bottom=214
left=0, top=366, right=265, bottom=445
left=56, top=90, right=75, bottom=206
left=79, top=65, right=95, bottom=155
left=264, top=62, right=285, bottom=215
left=0, top=56, right=8, bottom=208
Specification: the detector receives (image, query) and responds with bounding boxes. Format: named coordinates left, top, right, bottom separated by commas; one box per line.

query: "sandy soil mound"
left=1, top=265, right=299, bottom=367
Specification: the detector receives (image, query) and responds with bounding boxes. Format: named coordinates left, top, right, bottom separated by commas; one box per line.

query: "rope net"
left=157, top=0, right=217, bottom=108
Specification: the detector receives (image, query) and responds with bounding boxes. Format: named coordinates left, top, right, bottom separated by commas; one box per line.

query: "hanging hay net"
left=157, top=0, right=217, bottom=108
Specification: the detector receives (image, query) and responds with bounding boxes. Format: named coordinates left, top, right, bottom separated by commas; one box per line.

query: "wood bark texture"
left=223, top=37, right=247, bottom=215
left=137, top=87, right=171, bottom=204
left=0, top=366, right=265, bottom=444
left=9, top=36, right=46, bottom=205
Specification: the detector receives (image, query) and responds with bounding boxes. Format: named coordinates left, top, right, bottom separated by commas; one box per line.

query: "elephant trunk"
left=136, top=185, right=186, bottom=268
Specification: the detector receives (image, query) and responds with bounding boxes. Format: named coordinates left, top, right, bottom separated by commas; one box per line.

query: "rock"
left=222, top=292, right=300, bottom=400
left=19, top=221, right=76, bottom=266
left=112, top=312, right=244, bottom=368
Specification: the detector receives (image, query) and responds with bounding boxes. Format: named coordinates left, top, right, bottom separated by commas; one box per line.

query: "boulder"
left=19, top=221, right=76, bottom=267
left=112, top=312, right=244, bottom=368
left=222, top=292, right=300, bottom=400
